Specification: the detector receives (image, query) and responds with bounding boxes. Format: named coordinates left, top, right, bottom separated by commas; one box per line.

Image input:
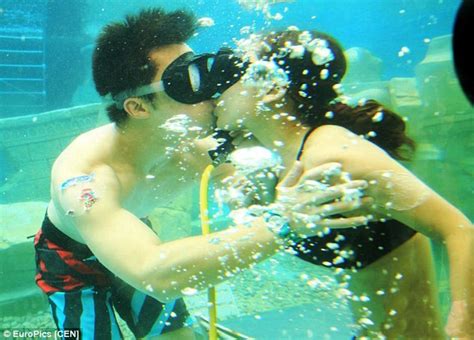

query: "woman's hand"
left=275, top=161, right=373, bottom=237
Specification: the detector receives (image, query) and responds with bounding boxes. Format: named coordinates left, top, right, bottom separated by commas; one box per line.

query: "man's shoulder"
left=51, top=159, right=119, bottom=199
left=50, top=162, right=121, bottom=219
left=52, top=124, right=115, bottom=177
left=52, top=161, right=118, bottom=190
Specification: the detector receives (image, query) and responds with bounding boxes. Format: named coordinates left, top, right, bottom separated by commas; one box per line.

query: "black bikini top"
left=291, top=127, right=417, bottom=269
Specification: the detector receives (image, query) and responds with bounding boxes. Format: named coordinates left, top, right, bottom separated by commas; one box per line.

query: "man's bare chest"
left=121, top=165, right=196, bottom=216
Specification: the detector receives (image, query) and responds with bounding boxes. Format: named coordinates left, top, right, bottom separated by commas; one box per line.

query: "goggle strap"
left=133, top=81, right=165, bottom=97
left=112, top=81, right=164, bottom=109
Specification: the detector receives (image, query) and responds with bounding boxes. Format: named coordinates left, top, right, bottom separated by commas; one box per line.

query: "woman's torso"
left=292, top=124, right=443, bottom=337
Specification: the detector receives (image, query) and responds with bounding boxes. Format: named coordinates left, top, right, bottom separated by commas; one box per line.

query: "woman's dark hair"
left=259, top=30, right=415, bottom=160
left=92, top=8, right=198, bottom=125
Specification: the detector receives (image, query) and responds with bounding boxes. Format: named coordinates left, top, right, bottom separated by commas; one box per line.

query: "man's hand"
left=221, top=169, right=277, bottom=208
left=275, top=161, right=373, bottom=237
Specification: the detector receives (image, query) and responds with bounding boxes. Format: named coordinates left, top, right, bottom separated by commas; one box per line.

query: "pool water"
left=0, top=0, right=472, bottom=338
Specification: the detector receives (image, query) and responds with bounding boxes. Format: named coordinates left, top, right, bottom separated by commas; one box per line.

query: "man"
left=34, top=8, right=368, bottom=339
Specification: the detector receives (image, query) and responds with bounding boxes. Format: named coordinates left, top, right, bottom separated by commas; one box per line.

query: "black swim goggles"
left=113, top=47, right=248, bottom=108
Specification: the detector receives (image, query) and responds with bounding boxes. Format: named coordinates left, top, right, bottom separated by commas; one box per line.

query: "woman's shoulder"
left=302, top=124, right=394, bottom=173
left=311, top=124, right=352, bottom=136
left=306, top=124, right=381, bottom=154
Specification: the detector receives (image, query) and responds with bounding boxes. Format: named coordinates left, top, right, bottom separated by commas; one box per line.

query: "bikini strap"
left=296, top=127, right=317, bottom=161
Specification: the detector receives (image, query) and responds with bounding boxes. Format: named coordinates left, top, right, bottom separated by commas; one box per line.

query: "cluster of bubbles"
left=242, top=60, right=290, bottom=96
left=214, top=146, right=282, bottom=212
left=234, top=27, right=338, bottom=105
left=276, top=29, right=336, bottom=66
left=397, top=46, right=410, bottom=58
left=229, top=145, right=282, bottom=175
left=157, top=114, right=205, bottom=177
left=237, top=0, right=292, bottom=20
left=159, top=114, right=192, bottom=136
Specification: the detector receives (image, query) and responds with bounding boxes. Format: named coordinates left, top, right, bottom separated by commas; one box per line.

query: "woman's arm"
left=389, top=190, right=473, bottom=337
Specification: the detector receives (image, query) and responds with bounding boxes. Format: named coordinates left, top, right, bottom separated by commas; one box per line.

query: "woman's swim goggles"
left=113, top=48, right=248, bottom=108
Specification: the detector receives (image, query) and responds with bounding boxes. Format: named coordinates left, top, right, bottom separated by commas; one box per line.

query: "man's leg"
left=145, top=326, right=195, bottom=339
left=48, top=287, right=123, bottom=339
left=110, top=277, right=195, bottom=339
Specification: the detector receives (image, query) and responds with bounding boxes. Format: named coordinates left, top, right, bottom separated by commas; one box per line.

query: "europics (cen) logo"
left=1, top=329, right=80, bottom=339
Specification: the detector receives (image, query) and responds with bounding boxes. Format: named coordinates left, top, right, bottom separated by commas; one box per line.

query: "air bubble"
left=273, top=13, right=283, bottom=20
left=181, top=287, right=198, bottom=296
left=324, top=111, right=334, bottom=118
left=209, top=237, right=221, bottom=244
left=320, top=69, right=329, bottom=80
left=273, top=140, right=284, bottom=147
left=289, top=45, right=305, bottom=59
left=197, top=17, right=215, bottom=27
left=358, top=318, right=374, bottom=326
left=372, top=111, right=384, bottom=122
left=298, top=31, right=312, bottom=44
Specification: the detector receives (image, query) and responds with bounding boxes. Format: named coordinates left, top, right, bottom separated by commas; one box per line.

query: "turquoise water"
left=0, top=0, right=462, bottom=118
left=0, top=0, right=472, bottom=339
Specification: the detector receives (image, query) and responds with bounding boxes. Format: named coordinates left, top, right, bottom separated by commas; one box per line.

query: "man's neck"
left=112, top=121, right=172, bottom=176
left=111, top=119, right=213, bottom=181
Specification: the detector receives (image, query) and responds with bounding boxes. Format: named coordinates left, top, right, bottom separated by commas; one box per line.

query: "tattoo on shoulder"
left=60, top=174, right=95, bottom=191
left=79, top=188, right=98, bottom=211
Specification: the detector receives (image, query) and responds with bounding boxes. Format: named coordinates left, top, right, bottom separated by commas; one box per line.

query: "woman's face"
left=213, top=57, right=290, bottom=133
left=213, top=79, right=261, bottom=132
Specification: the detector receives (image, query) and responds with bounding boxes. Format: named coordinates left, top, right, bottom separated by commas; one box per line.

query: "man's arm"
left=55, top=165, right=280, bottom=302
left=56, top=161, right=370, bottom=302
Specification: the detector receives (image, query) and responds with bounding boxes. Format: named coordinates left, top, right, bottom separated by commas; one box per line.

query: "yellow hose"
left=199, top=164, right=218, bottom=340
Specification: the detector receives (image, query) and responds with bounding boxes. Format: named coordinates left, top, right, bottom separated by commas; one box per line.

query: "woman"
left=214, top=30, right=473, bottom=338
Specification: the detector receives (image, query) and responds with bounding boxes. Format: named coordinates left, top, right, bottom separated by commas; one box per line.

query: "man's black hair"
left=92, top=8, right=198, bottom=125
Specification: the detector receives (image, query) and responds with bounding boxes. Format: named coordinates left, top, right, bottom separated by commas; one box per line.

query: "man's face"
left=147, top=44, right=216, bottom=138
